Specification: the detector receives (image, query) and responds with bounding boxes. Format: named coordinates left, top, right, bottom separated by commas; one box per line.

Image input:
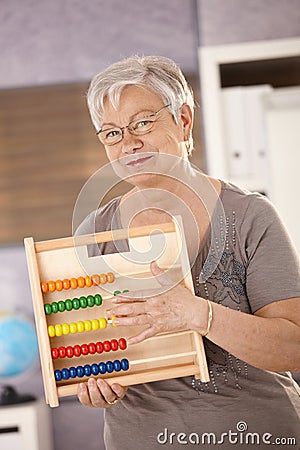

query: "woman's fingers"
left=77, top=378, right=128, bottom=408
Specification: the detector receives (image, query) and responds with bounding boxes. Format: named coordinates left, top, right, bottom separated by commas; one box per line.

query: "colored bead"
left=55, top=324, right=63, bottom=337
left=94, top=294, right=102, bottom=306
left=96, top=342, right=103, bottom=353
left=113, top=360, right=121, bottom=372
left=77, top=321, right=85, bottom=333
left=81, top=344, right=89, bottom=355
left=85, top=276, right=93, bottom=287
left=122, top=289, right=129, bottom=293
left=114, top=290, right=121, bottom=296
left=72, top=298, right=80, bottom=310
left=48, top=325, right=55, bottom=337
left=41, top=282, right=48, bottom=293
left=70, top=278, right=78, bottom=289
left=77, top=276, right=85, bottom=288
left=58, top=301, right=65, bottom=312
left=66, top=346, right=73, bottom=358
left=54, top=370, right=62, bottom=381
left=91, top=363, right=99, bottom=375
left=107, top=272, right=115, bottom=283
left=99, top=318, right=107, bottom=329
left=51, top=348, right=59, bottom=359
left=91, top=319, right=99, bottom=331
left=98, top=362, right=106, bottom=374
left=111, top=315, right=117, bottom=327
left=62, top=323, right=70, bottom=335
left=73, top=345, right=81, bottom=357
left=99, top=273, right=107, bottom=284
left=48, top=281, right=56, bottom=292
left=63, top=279, right=70, bottom=290
left=44, top=304, right=52, bottom=315
left=76, top=366, right=84, bottom=377
left=55, top=280, right=63, bottom=291
left=118, top=338, right=127, bottom=350
left=51, top=302, right=59, bottom=313
left=103, top=340, right=111, bottom=352
left=106, top=361, right=114, bottom=373
left=84, top=320, right=92, bottom=332
left=84, top=364, right=91, bottom=376
left=61, top=368, right=70, bottom=380
left=59, top=346, right=66, bottom=358
left=88, top=343, right=96, bottom=354
left=87, top=295, right=95, bottom=307
left=69, top=322, right=77, bottom=334
left=91, top=274, right=100, bottom=286
left=121, top=359, right=129, bottom=371
left=110, top=339, right=118, bottom=351
left=65, top=299, right=73, bottom=311
left=69, top=367, right=77, bottom=378
left=80, top=296, right=87, bottom=308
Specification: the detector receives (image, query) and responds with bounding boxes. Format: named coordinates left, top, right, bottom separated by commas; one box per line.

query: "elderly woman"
left=76, top=56, right=300, bottom=449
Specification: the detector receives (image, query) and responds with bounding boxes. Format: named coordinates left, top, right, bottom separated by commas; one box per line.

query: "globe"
left=0, top=311, right=38, bottom=378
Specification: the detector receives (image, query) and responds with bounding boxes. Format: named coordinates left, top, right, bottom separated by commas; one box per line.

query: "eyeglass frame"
left=95, top=103, right=172, bottom=145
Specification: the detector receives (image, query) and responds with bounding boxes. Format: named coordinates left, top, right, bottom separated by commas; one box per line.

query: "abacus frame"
left=24, top=218, right=209, bottom=408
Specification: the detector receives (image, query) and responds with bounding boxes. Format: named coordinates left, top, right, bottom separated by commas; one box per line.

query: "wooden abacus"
left=24, top=217, right=209, bottom=407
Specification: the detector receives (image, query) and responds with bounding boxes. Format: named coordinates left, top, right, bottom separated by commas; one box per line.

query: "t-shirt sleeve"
left=241, top=194, right=300, bottom=312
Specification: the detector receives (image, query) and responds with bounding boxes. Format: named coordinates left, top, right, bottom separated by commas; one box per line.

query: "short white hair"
left=87, top=55, right=195, bottom=153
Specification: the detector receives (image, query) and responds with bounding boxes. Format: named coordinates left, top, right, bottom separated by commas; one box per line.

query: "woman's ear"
left=179, top=103, right=193, bottom=141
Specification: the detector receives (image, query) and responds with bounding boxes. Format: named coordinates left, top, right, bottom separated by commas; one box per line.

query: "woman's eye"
left=106, top=129, right=120, bottom=138
left=136, top=120, right=151, bottom=129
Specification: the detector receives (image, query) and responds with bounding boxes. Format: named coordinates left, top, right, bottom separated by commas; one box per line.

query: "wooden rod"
left=129, top=351, right=196, bottom=366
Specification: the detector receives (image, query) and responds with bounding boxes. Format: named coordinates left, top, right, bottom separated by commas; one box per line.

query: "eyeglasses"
left=96, top=104, right=171, bottom=146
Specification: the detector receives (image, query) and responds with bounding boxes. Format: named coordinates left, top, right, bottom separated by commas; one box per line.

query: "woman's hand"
left=110, top=261, right=207, bottom=344
left=77, top=378, right=128, bottom=408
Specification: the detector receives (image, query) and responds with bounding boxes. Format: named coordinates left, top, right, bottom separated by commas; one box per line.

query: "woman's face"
left=99, top=85, right=192, bottom=187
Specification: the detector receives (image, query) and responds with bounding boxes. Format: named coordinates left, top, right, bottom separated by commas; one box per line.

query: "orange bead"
left=41, top=281, right=48, bottom=293
left=99, top=273, right=107, bottom=284
left=55, top=280, right=63, bottom=291
left=77, top=276, right=85, bottom=288
left=91, top=274, right=100, bottom=286
left=48, top=280, right=56, bottom=292
left=107, top=272, right=115, bottom=283
left=85, top=276, right=92, bottom=288
left=70, top=278, right=78, bottom=289
left=63, top=279, right=70, bottom=290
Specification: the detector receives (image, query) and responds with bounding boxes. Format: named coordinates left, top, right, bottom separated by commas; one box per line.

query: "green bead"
left=79, top=296, right=87, bottom=308
left=122, top=289, right=129, bottom=293
left=87, top=295, right=95, bottom=307
left=44, top=304, right=52, bottom=315
left=94, top=294, right=102, bottom=306
left=58, top=301, right=65, bottom=312
left=65, top=299, right=72, bottom=311
left=72, top=298, right=80, bottom=310
left=51, top=302, right=59, bottom=313
left=114, top=290, right=121, bottom=296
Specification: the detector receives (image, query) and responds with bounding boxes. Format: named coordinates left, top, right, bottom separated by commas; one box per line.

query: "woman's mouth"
left=126, top=155, right=154, bottom=167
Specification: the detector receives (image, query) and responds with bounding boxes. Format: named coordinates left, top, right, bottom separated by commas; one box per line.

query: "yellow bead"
left=55, top=324, right=63, bottom=337
left=70, top=322, right=77, bottom=334
left=77, top=321, right=85, bottom=332
left=84, top=320, right=92, bottom=332
left=62, top=323, right=70, bottom=335
left=48, top=325, right=55, bottom=337
left=99, top=317, right=107, bottom=329
left=91, top=319, right=99, bottom=330
left=111, top=316, right=117, bottom=327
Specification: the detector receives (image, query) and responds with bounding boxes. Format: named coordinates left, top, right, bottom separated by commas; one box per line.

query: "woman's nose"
left=121, top=129, right=143, bottom=154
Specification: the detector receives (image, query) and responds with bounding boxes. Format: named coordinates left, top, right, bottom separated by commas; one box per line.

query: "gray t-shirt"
left=76, top=181, right=300, bottom=449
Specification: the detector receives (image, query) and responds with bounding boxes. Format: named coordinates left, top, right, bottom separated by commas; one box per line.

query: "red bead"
left=118, top=338, right=127, bottom=350
left=88, top=343, right=96, bottom=354
left=51, top=348, right=59, bottom=359
left=81, top=344, right=89, bottom=355
left=111, top=339, right=119, bottom=351
left=96, top=342, right=103, bottom=353
left=66, top=346, right=74, bottom=358
left=103, top=340, right=111, bottom=352
left=58, top=346, right=66, bottom=358
left=73, top=345, right=81, bottom=357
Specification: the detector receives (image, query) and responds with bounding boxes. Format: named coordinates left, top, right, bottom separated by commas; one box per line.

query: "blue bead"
left=106, top=361, right=114, bottom=373
left=61, top=368, right=70, bottom=380
left=113, top=360, right=121, bottom=372
left=98, top=362, right=106, bottom=374
left=54, top=369, right=62, bottom=381
left=121, top=358, right=129, bottom=371
left=69, top=367, right=77, bottom=378
left=84, top=364, right=91, bottom=376
left=91, top=363, right=99, bottom=375
left=76, top=366, right=84, bottom=377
